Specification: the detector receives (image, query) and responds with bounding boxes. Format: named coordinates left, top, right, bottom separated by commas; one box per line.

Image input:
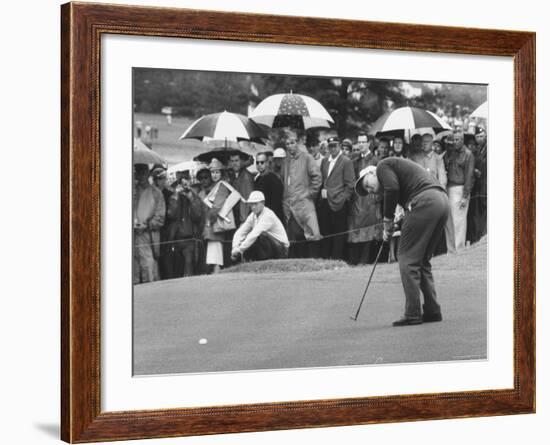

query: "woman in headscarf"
left=201, top=158, right=242, bottom=273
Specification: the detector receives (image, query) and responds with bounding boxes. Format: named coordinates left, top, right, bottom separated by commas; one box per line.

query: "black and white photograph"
left=132, top=67, right=488, bottom=376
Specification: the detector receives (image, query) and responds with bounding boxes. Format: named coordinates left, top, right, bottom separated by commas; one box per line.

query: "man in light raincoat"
left=133, top=163, right=165, bottom=284
left=281, top=130, right=322, bottom=258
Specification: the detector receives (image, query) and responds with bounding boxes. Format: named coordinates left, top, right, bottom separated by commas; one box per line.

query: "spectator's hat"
left=273, top=148, right=286, bottom=158
left=475, top=125, right=486, bottom=135
left=342, top=138, right=353, bottom=149
left=151, top=167, right=167, bottom=179
left=208, top=158, right=225, bottom=171
left=355, top=165, right=378, bottom=196
left=247, top=191, right=265, bottom=203
left=196, top=167, right=211, bottom=180
left=134, top=163, right=149, bottom=174
left=326, top=136, right=340, bottom=145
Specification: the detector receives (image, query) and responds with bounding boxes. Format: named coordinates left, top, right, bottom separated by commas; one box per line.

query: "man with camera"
left=165, top=173, right=203, bottom=278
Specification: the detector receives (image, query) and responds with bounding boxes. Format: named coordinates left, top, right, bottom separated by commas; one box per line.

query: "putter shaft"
left=350, top=242, right=385, bottom=321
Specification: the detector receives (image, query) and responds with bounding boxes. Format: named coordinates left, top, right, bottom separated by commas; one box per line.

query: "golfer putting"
left=355, top=158, right=450, bottom=326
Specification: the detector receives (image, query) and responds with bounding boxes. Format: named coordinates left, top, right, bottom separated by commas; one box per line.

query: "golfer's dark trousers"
left=245, top=233, right=289, bottom=261
left=318, top=200, right=348, bottom=260
left=397, top=188, right=450, bottom=319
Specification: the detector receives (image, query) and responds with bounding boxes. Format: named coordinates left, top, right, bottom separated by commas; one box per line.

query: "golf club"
left=350, top=241, right=386, bottom=321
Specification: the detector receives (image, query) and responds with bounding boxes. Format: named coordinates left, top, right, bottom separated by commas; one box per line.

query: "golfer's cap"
left=326, top=136, right=340, bottom=145
left=355, top=165, right=377, bottom=196
left=247, top=191, right=265, bottom=203
left=342, top=138, right=353, bottom=148
left=273, top=148, right=286, bottom=158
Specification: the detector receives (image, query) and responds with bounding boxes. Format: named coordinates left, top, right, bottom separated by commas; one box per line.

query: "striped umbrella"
left=249, top=92, right=334, bottom=130
left=133, top=138, right=165, bottom=166
left=470, top=101, right=488, bottom=119
left=179, top=111, right=267, bottom=144
left=369, top=106, right=452, bottom=137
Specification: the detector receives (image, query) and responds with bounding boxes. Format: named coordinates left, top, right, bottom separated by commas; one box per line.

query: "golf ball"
left=199, top=338, right=208, bottom=345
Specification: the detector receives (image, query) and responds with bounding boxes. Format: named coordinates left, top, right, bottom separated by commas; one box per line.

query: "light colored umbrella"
left=369, top=106, right=452, bottom=136
left=470, top=101, right=488, bottom=119
left=133, top=138, right=165, bottom=165
left=249, top=92, right=334, bottom=130
left=179, top=111, right=267, bottom=144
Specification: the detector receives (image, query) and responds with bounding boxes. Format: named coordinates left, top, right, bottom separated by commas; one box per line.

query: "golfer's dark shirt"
left=377, top=157, right=445, bottom=219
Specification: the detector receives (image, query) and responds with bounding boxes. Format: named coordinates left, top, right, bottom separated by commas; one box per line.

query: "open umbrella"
left=470, top=101, right=488, bottom=119
left=249, top=92, right=334, bottom=130
left=179, top=111, right=267, bottom=144
left=369, top=106, right=451, bottom=139
left=193, top=146, right=253, bottom=165
left=133, top=138, right=165, bottom=165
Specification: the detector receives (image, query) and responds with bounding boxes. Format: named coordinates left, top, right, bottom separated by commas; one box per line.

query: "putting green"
left=133, top=239, right=487, bottom=375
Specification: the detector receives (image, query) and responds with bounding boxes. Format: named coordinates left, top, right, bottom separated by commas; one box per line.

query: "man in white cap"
left=271, top=147, right=286, bottom=180
left=231, top=191, right=289, bottom=262
left=356, top=157, right=449, bottom=326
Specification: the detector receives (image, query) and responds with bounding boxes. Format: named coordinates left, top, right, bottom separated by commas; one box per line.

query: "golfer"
left=231, top=191, right=289, bottom=262
left=356, top=158, right=450, bottom=326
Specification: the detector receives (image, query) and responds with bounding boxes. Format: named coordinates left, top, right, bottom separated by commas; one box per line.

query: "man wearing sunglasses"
left=254, top=152, right=284, bottom=224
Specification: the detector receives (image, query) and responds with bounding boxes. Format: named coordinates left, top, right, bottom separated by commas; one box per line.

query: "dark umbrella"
left=193, top=146, right=252, bottom=165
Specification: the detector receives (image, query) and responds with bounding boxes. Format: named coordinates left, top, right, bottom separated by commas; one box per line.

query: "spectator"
left=272, top=147, right=286, bottom=180
left=166, top=173, right=203, bottom=277
left=410, top=133, right=447, bottom=187
left=348, top=132, right=382, bottom=264
left=390, top=135, right=407, bottom=158
left=231, top=191, right=289, bottom=262
left=341, top=138, right=353, bottom=158
left=318, top=136, right=355, bottom=260
left=281, top=129, right=322, bottom=258
left=467, top=125, right=488, bottom=243
left=229, top=152, right=255, bottom=225
left=264, top=150, right=274, bottom=172
left=306, top=133, right=324, bottom=168
left=444, top=130, right=475, bottom=253
left=409, top=133, right=423, bottom=159
left=151, top=166, right=176, bottom=280
left=433, top=140, right=444, bottom=156
left=194, top=168, right=213, bottom=275
left=254, top=152, right=285, bottom=223
left=356, top=133, right=378, bottom=166
left=376, top=137, right=390, bottom=160
left=202, top=158, right=241, bottom=274
left=133, top=164, right=165, bottom=284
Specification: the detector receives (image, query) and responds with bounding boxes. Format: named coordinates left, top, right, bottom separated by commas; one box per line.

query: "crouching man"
left=231, top=191, right=289, bottom=262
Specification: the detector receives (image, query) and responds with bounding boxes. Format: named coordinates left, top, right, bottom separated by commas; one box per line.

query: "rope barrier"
left=134, top=193, right=488, bottom=249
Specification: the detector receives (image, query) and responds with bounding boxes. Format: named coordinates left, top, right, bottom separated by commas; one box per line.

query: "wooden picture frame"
left=61, top=2, right=535, bottom=442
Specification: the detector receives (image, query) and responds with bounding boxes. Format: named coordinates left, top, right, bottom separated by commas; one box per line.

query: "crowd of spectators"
left=133, top=122, right=487, bottom=284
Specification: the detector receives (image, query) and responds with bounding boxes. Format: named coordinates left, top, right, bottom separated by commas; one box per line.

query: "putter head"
left=349, top=315, right=357, bottom=321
